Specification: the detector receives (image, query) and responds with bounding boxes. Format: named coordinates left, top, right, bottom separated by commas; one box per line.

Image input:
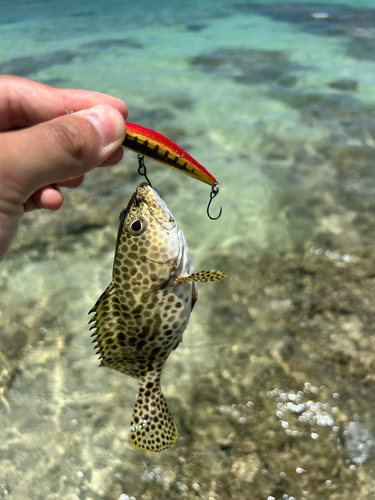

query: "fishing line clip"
left=137, top=155, right=152, bottom=187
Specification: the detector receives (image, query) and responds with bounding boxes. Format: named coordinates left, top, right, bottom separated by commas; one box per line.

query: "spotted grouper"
left=89, top=182, right=230, bottom=452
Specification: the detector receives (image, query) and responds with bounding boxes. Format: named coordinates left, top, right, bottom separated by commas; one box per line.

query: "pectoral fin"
left=174, top=270, right=231, bottom=284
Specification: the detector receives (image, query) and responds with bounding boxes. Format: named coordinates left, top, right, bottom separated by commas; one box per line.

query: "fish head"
left=114, top=183, right=186, bottom=290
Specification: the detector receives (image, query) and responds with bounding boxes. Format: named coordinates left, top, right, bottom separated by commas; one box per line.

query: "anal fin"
left=174, top=269, right=231, bottom=285
left=130, top=375, right=177, bottom=452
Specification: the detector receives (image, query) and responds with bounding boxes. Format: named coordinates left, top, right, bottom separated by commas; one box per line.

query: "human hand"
left=0, top=75, right=128, bottom=261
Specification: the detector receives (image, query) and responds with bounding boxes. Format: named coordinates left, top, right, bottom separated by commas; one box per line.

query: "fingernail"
left=79, top=104, right=125, bottom=146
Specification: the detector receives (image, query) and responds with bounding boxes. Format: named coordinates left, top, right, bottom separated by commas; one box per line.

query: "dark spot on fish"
left=133, top=304, right=143, bottom=315
left=139, top=327, right=151, bottom=339
left=151, top=347, right=161, bottom=357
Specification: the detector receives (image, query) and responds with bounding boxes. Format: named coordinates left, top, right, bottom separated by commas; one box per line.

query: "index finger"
left=0, top=75, right=128, bottom=131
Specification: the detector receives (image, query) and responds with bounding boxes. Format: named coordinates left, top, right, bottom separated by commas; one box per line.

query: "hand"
left=0, top=75, right=128, bottom=261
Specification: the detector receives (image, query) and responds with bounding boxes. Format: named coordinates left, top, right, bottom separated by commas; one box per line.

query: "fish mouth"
left=119, top=191, right=138, bottom=221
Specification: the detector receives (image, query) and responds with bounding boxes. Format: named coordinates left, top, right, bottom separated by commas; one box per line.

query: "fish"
left=89, top=182, right=230, bottom=452
left=122, top=122, right=217, bottom=186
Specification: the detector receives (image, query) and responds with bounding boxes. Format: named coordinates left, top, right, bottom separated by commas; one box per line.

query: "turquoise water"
left=2, top=0, right=375, bottom=498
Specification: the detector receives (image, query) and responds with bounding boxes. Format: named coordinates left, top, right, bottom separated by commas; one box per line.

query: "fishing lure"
left=122, top=123, right=216, bottom=185
left=122, top=123, right=222, bottom=219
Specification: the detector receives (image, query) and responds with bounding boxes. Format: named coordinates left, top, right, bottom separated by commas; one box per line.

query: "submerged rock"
left=328, top=79, right=358, bottom=91
left=267, top=89, right=375, bottom=122
left=237, top=3, right=375, bottom=39
left=185, top=24, right=208, bottom=32
left=190, top=48, right=302, bottom=86
left=0, top=50, right=76, bottom=77
left=347, top=36, right=375, bottom=62
left=127, top=106, right=175, bottom=129
left=80, top=38, right=144, bottom=50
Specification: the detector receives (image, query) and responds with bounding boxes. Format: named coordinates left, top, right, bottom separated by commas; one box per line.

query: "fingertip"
left=33, top=185, right=64, bottom=211
left=76, top=104, right=126, bottom=150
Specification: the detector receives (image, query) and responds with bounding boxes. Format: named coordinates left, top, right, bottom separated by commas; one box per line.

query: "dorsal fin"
left=130, top=373, right=177, bottom=452
left=88, top=282, right=122, bottom=368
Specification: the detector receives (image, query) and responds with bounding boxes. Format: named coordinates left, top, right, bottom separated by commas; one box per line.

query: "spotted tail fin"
left=130, top=374, right=177, bottom=452
left=174, top=269, right=231, bottom=284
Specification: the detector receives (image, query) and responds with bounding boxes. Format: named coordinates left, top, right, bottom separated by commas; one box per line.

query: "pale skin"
left=0, top=75, right=128, bottom=261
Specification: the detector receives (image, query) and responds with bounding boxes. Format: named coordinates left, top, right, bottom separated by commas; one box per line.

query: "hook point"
left=207, top=204, right=222, bottom=220
left=207, top=182, right=222, bottom=220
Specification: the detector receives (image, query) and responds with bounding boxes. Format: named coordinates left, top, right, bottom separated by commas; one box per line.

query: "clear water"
left=2, top=0, right=375, bottom=498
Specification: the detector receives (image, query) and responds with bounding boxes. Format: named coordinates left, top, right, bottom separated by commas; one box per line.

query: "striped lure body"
left=122, top=122, right=217, bottom=186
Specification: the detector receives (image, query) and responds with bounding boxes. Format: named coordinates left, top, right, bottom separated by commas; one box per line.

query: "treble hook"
left=207, top=182, right=222, bottom=220
left=137, top=154, right=152, bottom=186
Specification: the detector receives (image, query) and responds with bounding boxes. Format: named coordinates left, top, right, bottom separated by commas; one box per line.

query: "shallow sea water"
left=2, top=0, right=375, bottom=498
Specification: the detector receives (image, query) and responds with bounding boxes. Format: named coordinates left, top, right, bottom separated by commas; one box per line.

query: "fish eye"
left=127, top=217, right=147, bottom=236
left=132, top=220, right=142, bottom=232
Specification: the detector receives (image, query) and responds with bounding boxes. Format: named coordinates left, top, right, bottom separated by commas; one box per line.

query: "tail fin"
left=130, top=374, right=177, bottom=452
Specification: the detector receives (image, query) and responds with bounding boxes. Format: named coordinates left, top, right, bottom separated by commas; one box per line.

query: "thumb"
left=1, top=104, right=126, bottom=200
